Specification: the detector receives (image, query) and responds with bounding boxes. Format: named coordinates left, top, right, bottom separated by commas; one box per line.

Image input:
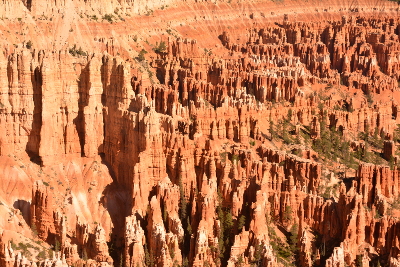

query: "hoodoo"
left=1, top=0, right=400, bottom=266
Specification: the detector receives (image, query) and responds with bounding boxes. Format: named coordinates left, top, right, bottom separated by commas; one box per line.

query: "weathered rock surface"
left=1, top=0, right=400, bottom=267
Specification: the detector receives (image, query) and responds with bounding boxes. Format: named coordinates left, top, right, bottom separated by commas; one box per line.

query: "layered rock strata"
left=1, top=4, right=400, bottom=267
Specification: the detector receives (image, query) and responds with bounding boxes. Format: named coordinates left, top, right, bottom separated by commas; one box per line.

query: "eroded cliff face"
left=0, top=0, right=177, bottom=19
left=1, top=0, right=400, bottom=267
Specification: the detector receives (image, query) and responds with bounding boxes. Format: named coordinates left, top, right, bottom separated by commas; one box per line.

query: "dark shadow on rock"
left=21, top=0, right=32, bottom=11
left=74, top=64, right=90, bottom=157
left=26, top=66, right=42, bottom=165
left=99, top=153, right=132, bottom=266
left=13, top=199, right=31, bottom=226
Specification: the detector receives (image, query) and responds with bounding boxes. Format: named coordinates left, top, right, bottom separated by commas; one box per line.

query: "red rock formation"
left=31, top=180, right=57, bottom=241
left=1, top=2, right=400, bottom=267
left=0, top=233, right=15, bottom=267
left=124, top=214, right=145, bottom=267
left=384, top=140, right=396, bottom=161
left=146, top=196, right=173, bottom=266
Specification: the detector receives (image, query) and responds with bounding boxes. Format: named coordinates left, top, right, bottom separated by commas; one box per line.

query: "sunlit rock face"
left=1, top=0, right=400, bottom=266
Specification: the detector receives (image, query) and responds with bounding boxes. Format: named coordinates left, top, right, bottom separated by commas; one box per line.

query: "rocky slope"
left=1, top=0, right=400, bottom=267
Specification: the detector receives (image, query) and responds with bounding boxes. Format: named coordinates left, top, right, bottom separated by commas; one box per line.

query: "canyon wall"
left=1, top=0, right=400, bottom=267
